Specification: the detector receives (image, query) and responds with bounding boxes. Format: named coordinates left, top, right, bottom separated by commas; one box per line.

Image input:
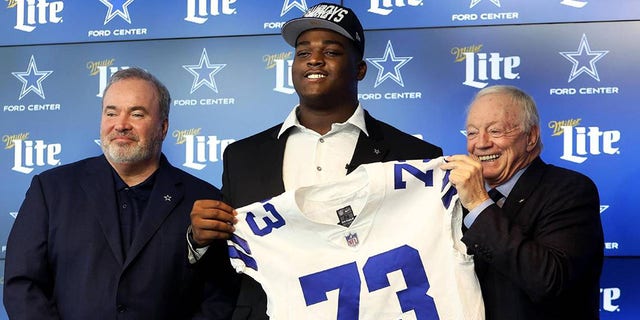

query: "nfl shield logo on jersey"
left=345, top=233, right=359, bottom=247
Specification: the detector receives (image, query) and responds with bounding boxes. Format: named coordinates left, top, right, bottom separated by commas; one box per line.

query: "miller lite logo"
left=11, top=0, right=64, bottom=33
left=271, top=57, right=295, bottom=95
left=452, top=44, right=520, bottom=88
left=600, top=287, right=621, bottom=312
left=86, top=59, right=129, bottom=98
left=368, top=0, right=423, bottom=16
left=6, top=136, right=62, bottom=174
left=265, top=52, right=295, bottom=94
left=174, top=131, right=234, bottom=170
left=462, top=52, right=520, bottom=88
left=185, top=0, right=237, bottom=24
left=558, top=125, right=621, bottom=164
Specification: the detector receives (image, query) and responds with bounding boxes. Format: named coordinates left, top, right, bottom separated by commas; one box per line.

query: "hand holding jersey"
left=190, top=199, right=237, bottom=244
left=439, top=155, right=490, bottom=211
left=228, top=158, right=484, bottom=320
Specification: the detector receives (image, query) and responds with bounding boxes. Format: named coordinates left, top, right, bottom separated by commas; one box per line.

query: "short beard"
left=101, top=133, right=162, bottom=164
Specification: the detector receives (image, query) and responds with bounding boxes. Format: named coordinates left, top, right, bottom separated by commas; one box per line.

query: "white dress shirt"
left=279, top=104, right=368, bottom=193
left=189, top=104, right=368, bottom=262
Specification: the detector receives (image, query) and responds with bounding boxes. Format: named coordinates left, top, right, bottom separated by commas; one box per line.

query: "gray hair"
left=102, top=67, right=171, bottom=120
left=470, top=85, right=539, bottom=133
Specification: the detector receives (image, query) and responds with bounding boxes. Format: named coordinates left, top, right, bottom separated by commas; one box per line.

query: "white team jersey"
left=228, top=157, right=485, bottom=320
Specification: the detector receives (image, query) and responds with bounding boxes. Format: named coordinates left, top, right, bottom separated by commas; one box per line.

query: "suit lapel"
left=81, top=156, right=125, bottom=266
left=502, top=157, right=546, bottom=218
left=124, top=159, right=181, bottom=268
left=259, top=127, right=287, bottom=194
left=348, top=111, right=389, bottom=173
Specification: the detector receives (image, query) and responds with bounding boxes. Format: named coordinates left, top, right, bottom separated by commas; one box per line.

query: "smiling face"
left=100, top=78, right=168, bottom=167
left=291, top=29, right=366, bottom=110
left=466, top=92, right=540, bottom=187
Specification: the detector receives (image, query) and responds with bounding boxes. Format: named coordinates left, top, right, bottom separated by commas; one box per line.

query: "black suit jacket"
left=462, top=157, right=604, bottom=320
left=4, top=155, right=238, bottom=320
left=221, top=111, right=442, bottom=319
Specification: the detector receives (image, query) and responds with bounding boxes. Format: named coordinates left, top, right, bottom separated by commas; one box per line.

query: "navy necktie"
left=488, top=188, right=505, bottom=207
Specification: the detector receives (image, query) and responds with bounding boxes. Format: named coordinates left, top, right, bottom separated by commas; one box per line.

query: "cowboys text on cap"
left=304, top=4, right=349, bottom=23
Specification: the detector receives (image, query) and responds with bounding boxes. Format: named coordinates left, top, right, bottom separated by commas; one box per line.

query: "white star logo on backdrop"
left=100, top=0, right=134, bottom=25
left=281, top=0, right=307, bottom=16
left=12, top=55, right=53, bottom=100
left=559, top=34, right=608, bottom=82
left=600, top=205, right=609, bottom=214
left=470, top=0, right=501, bottom=8
left=182, top=48, right=227, bottom=94
left=366, top=40, right=413, bottom=88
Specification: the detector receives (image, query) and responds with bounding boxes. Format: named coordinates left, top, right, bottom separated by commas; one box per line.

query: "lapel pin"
left=164, top=195, right=172, bottom=202
left=373, top=148, right=381, bottom=155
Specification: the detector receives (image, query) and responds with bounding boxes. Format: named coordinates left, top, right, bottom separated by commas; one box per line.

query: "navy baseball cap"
left=281, top=3, right=365, bottom=56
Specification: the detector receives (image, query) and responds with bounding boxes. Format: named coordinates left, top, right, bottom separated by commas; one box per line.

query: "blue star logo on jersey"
left=12, top=55, right=53, bottom=100
left=182, top=48, right=227, bottom=94
left=100, top=0, right=134, bottom=25
left=281, top=0, right=307, bottom=17
left=470, top=0, right=501, bottom=8
left=559, top=34, right=608, bottom=82
left=366, top=40, right=413, bottom=88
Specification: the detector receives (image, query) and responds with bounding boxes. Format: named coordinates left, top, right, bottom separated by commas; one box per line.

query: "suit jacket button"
left=117, top=304, right=127, bottom=313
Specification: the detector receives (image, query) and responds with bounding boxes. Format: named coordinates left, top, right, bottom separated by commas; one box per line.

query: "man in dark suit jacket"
left=188, top=3, right=442, bottom=319
left=441, top=85, right=604, bottom=320
left=220, top=110, right=441, bottom=209
left=4, top=68, right=238, bottom=319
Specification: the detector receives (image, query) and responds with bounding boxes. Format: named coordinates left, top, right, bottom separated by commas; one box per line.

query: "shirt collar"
left=489, top=165, right=529, bottom=198
left=277, top=104, right=369, bottom=138
left=112, top=167, right=158, bottom=191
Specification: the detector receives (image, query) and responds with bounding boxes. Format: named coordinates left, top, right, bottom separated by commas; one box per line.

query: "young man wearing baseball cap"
left=188, top=3, right=442, bottom=319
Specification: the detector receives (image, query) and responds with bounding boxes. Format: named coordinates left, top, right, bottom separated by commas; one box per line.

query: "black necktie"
left=488, top=188, right=505, bottom=207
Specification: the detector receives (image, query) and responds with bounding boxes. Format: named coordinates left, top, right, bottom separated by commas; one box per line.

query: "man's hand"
left=440, top=155, right=490, bottom=211
left=190, top=199, right=238, bottom=246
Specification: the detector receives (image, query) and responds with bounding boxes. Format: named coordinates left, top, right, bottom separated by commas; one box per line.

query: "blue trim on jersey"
left=229, top=234, right=252, bottom=254
left=441, top=170, right=457, bottom=209
left=228, top=244, right=259, bottom=271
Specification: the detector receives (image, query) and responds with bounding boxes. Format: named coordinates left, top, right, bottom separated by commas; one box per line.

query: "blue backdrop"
left=1, top=0, right=638, bottom=318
